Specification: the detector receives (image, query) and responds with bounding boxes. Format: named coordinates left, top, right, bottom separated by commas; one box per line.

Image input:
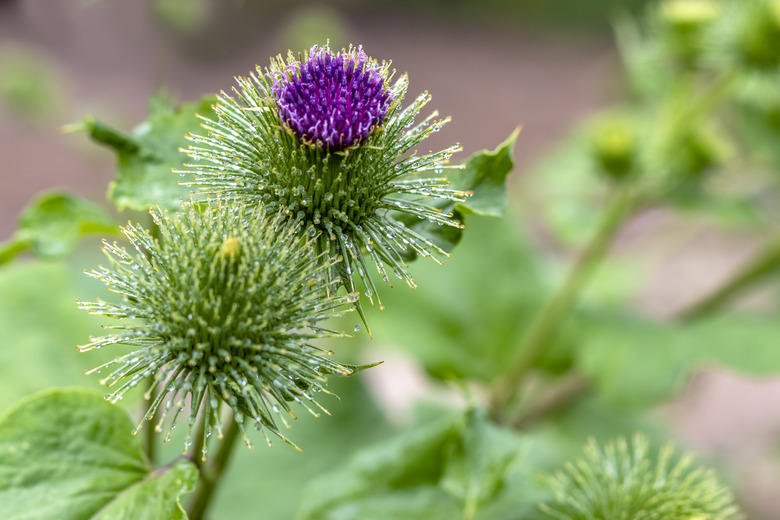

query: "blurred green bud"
left=660, top=0, right=719, bottom=28
left=766, top=103, right=780, bottom=131
left=589, top=116, right=638, bottom=180
left=735, top=0, right=780, bottom=69
left=664, top=124, right=730, bottom=188
left=658, top=0, right=720, bottom=68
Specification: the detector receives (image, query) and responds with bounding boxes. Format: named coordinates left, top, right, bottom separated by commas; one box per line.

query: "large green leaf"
left=0, top=192, right=117, bottom=265
left=0, top=260, right=119, bottom=412
left=76, top=92, right=215, bottom=211
left=364, top=214, right=567, bottom=382
left=577, top=313, right=780, bottom=409
left=403, top=129, right=518, bottom=256
left=454, top=128, right=520, bottom=218
left=0, top=388, right=197, bottom=520
left=92, top=461, right=197, bottom=520
left=297, top=407, right=531, bottom=520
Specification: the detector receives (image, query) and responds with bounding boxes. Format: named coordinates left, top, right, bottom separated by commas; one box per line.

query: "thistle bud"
left=664, top=125, right=728, bottom=184
left=660, top=0, right=719, bottom=28
left=589, top=115, right=638, bottom=180
left=540, top=434, right=742, bottom=519
left=658, top=0, right=720, bottom=67
left=78, top=202, right=364, bottom=454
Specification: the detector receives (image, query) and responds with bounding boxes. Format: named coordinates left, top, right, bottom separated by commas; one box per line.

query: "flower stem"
left=678, top=232, right=780, bottom=322
left=493, top=187, right=636, bottom=415
left=188, top=414, right=241, bottom=520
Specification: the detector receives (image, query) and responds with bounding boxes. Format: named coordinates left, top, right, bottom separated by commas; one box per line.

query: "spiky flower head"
left=540, top=433, right=743, bottom=520
left=181, top=43, right=467, bottom=316
left=78, top=201, right=363, bottom=455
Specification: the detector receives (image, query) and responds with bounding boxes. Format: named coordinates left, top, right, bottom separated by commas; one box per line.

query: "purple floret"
left=270, top=45, right=394, bottom=150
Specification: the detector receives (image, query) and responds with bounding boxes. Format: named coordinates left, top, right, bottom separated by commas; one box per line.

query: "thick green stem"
left=0, top=238, right=29, bottom=266
left=188, top=414, right=241, bottom=520
left=678, top=233, right=780, bottom=322
left=493, top=188, right=636, bottom=414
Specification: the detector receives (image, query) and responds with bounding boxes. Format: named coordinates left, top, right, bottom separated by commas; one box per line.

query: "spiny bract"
left=540, top=433, right=743, bottom=520
left=180, top=43, right=468, bottom=317
left=78, top=201, right=361, bottom=456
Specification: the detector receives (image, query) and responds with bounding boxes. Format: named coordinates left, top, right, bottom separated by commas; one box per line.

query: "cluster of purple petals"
left=270, top=46, right=394, bottom=150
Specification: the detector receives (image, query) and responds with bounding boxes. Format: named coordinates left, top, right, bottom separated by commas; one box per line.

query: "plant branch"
left=511, top=373, right=590, bottom=430
left=493, top=187, right=636, bottom=415
left=677, top=232, right=780, bottom=322
left=188, top=413, right=241, bottom=520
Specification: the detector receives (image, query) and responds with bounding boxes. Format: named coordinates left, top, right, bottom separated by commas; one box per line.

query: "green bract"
left=540, top=434, right=742, bottom=520
left=180, top=46, right=467, bottom=315
left=78, top=202, right=362, bottom=454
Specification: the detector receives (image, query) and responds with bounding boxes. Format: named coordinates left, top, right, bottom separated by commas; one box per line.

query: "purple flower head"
left=269, top=45, right=394, bottom=150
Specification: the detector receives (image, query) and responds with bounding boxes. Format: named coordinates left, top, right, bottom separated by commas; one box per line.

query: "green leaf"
left=76, top=92, right=216, bottom=211
left=0, top=192, right=117, bottom=265
left=0, top=260, right=122, bottom=412
left=298, top=408, right=530, bottom=520
left=92, top=461, right=197, bottom=520
left=577, top=313, right=780, bottom=409
left=0, top=388, right=197, bottom=520
left=364, top=214, right=565, bottom=382
left=577, top=316, right=690, bottom=409
left=309, top=488, right=461, bottom=520
left=299, top=415, right=459, bottom=519
left=439, top=408, right=528, bottom=517
left=404, top=129, right=518, bottom=256
left=454, top=128, right=520, bottom=218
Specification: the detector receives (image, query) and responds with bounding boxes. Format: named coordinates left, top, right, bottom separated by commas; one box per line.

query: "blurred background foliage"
left=3, top=0, right=780, bottom=518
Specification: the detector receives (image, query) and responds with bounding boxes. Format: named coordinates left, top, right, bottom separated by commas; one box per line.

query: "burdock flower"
left=270, top=45, right=394, bottom=150
left=78, top=202, right=363, bottom=454
left=540, top=434, right=742, bottom=520
left=181, top=44, right=468, bottom=317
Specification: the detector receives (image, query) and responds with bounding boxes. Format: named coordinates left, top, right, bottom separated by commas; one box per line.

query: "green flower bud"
left=540, top=434, right=743, bottom=520
left=734, top=0, right=780, bottom=70
left=78, top=202, right=366, bottom=455
left=589, top=115, right=638, bottom=180
left=658, top=0, right=720, bottom=68
left=660, top=0, right=719, bottom=27
left=665, top=125, right=727, bottom=183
